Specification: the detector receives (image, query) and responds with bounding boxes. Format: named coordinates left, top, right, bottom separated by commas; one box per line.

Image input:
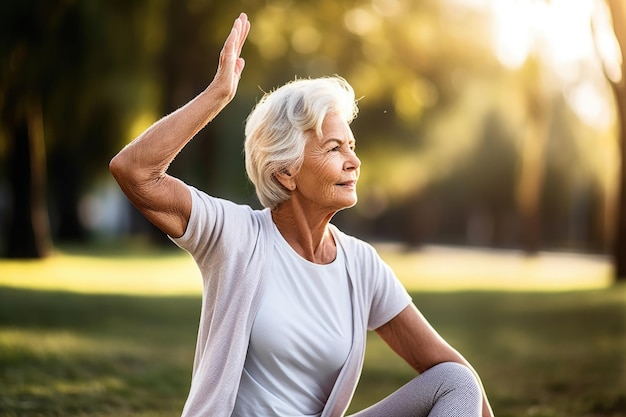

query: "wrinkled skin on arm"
left=109, top=13, right=250, bottom=238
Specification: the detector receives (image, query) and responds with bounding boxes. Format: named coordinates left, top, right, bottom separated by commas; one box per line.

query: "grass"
left=0, top=289, right=199, bottom=417
left=0, top=243, right=624, bottom=416
left=353, top=288, right=626, bottom=417
left=0, top=241, right=612, bottom=295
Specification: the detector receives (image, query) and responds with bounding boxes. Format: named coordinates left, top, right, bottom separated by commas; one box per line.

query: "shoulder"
left=174, top=186, right=272, bottom=253
left=189, top=186, right=268, bottom=225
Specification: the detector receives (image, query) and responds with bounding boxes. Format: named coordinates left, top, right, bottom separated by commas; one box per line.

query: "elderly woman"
left=110, top=13, right=494, bottom=417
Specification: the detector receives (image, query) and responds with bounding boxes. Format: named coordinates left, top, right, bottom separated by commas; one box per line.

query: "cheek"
left=306, top=158, right=335, bottom=181
left=298, top=153, right=343, bottom=191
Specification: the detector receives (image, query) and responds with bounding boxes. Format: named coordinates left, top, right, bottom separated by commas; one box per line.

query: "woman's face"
left=292, top=112, right=361, bottom=213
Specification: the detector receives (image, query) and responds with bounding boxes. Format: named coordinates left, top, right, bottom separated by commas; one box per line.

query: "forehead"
left=319, top=113, right=353, bottom=141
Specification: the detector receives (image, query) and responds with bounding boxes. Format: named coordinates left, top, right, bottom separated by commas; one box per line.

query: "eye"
left=329, top=145, right=340, bottom=152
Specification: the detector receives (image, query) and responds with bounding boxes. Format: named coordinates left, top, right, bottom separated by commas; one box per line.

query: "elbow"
left=109, top=152, right=127, bottom=183
left=109, top=149, right=142, bottom=188
left=109, top=149, right=162, bottom=195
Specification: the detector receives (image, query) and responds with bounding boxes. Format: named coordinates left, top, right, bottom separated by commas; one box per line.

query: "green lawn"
left=0, top=245, right=624, bottom=416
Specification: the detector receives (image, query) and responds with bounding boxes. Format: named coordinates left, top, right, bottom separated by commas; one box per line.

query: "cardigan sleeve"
left=168, top=185, right=273, bottom=417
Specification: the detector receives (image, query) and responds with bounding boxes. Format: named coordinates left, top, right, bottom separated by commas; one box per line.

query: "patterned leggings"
left=348, top=362, right=483, bottom=417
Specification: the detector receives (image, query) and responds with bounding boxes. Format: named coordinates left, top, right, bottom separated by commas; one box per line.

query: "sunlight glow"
left=566, top=80, right=614, bottom=128
left=491, top=0, right=534, bottom=69
left=378, top=245, right=613, bottom=292
left=0, top=251, right=202, bottom=296
left=344, top=7, right=381, bottom=36
left=393, top=78, right=439, bottom=121
left=0, top=246, right=611, bottom=295
left=488, top=0, right=620, bottom=129
left=539, top=0, right=596, bottom=71
left=446, top=0, right=491, bottom=9
left=128, top=111, right=157, bottom=141
left=291, top=26, right=321, bottom=55
left=371, top=0, right=404, bottom=17
left=249, top=5, right=289, bottom=60
left=490, top=0, right=619, bottom=75
left=592, top=0, right=623, bottom=83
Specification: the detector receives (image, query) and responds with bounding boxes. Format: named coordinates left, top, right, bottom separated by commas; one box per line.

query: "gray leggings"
left=348, top=362, right=483, bottom=417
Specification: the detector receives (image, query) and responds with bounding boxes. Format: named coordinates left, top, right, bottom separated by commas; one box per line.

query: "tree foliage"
left=0, top=0, right=619, bottom=261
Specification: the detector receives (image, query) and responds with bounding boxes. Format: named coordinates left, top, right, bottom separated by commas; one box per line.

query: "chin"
left=340, top=197, right=358, bottom=210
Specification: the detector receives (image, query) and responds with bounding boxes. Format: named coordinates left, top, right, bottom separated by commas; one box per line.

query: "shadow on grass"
left=1, top=286, right=624, bottom=417
left=0, top=288, right=199, bottom=417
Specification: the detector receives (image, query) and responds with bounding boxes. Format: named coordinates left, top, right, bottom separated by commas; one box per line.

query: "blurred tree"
left=599, top=0, right=626, bottom=280
left=46, top=1, right=166, bottom=242
left=158, top=0, right=263, bottom=195
left=515, top=58, right=550, bottom=255
left=2, top=95, right=51, bottom=258
left=1, top=1, right=169, bottom=256
left=0, top=1, right=61, bottom=257
left=1, top=0, right=616, bottom=260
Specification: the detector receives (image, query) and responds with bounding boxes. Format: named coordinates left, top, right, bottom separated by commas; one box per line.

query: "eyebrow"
left=323, top=137, right=355, bottom=147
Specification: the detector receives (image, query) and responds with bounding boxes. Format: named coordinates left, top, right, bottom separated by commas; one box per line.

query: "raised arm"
left=109, top=13, right=250, bottom=238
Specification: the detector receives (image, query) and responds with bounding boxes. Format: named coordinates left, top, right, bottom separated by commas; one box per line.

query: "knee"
left=430, top=362, right=482, bottom=397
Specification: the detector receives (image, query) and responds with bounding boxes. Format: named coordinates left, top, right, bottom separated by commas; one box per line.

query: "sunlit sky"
left=450, top=0, right=622, bottom=129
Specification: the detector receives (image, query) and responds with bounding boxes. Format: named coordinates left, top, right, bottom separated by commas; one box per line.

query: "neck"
left=271, top=201, right=337, bottom=264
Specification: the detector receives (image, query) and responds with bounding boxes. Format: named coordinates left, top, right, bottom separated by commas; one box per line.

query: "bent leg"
left=348, top=362, right=482, bottom=417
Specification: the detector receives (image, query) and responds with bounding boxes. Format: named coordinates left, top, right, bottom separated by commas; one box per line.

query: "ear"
left=275, top=169, right=296, bottom=191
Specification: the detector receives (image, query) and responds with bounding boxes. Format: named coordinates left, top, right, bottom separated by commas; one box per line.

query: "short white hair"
left=244, top=76, right=358, bottom=209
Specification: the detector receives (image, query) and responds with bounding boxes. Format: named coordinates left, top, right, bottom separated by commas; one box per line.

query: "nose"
left=345, top=149, right=361, bottom=171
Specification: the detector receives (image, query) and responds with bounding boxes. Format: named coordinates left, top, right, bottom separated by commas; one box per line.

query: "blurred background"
left=1, top=1, right=626, bottom=416
left=1, top=0, right=625, bottom=278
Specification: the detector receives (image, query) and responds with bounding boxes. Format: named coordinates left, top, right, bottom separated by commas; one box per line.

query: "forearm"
left=376, top=305, right=495, bottom=415
left=482, top=396, right=494, bottom=417
left=110, top=83, right=230, bottom=183
left=110, top=12, right=249, bottom=184
left=108, top=13, right=249, bottom=238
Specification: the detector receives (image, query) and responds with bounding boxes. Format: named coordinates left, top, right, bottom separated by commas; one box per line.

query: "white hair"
left=244, top=76, right=358, bottom=209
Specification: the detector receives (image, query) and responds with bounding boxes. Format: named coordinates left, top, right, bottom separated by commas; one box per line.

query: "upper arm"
left=375, top=303, right=464, bottom=373
left=109, top=158, right=192, bottom=238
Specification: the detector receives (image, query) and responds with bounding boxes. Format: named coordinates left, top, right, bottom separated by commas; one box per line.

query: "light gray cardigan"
left=172, top=187, right=411, bottom=417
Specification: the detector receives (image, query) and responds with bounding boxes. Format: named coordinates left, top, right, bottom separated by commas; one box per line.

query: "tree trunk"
left=4, top=97, right=52, bottom=258
left=51, top=153, right=87, bottom=241
left=516, top=61, right=550, bottom=256
left=605, top=0, right=626, bottom=281
left=613, top=85, right=626, bottom=280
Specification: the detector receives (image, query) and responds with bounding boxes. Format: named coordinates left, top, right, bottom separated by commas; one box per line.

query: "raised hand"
left=212, top=13, right=251, bottom=101
left=110, top=13, right=252, bottom=239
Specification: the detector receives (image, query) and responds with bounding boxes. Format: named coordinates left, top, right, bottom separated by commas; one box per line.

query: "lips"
left=337, top=180, right=357, bottom=187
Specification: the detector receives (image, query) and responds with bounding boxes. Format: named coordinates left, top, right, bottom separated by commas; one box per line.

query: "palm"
left=214, top=13, right=250, bottom=99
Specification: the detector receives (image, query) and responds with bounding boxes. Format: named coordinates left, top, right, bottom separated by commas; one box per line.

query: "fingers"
left=214, top=13, right=249, bottom=91
left=223, top=13, right=249, bottom=62
left=234, top=13, right=250, bottom=56
left=234, top=57, right=246, bottom=78
left=231, top=14, right=249, bottom=79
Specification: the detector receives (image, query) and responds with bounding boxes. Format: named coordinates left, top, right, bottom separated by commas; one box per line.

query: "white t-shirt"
left=232, top=223, right=353, bottom=417
left=171, top=187, right=412, bottom=417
